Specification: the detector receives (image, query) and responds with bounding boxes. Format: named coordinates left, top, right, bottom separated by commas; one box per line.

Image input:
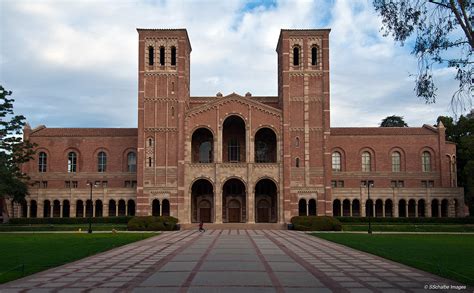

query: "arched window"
left=295, top=137, right=300, bottom=147
left=171, top=106, right=175, bottom=117
left=159, top=46, right=165, bottom=65
left=98, top=151, right=107, bottom=172
left=422, top=151, right=431, bottom=172
left=293, top=46, right=300, bottom=66
left=38, top=152, right=47, bottom=172
left=361, top=152, right=371, bottom=172
left=148, top=137, right=154, bottom=147
left=255, top=128, right=277, bottom=163
left=228, top=139, right=240, bottom=162
left=171, top=46, right=176, bottom=66
left=332, top=152, right=341, bottom=172
left=295, top=157, right=300, bottom=168
left=148, top=157, right=153, bottom=167
left=68, top=152, right=77, bottom=172
left=311, top=46, right=318, bottom=66
left=127, top=152, right=137, bottom=172
left=391, top=151, right=401, bottom=172
left=148, top=46, right=154, bottom=65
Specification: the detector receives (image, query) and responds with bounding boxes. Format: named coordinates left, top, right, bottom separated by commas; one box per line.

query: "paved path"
left=0, top=230, right=469, bottom=292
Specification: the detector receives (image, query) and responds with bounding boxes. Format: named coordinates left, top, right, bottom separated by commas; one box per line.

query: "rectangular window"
left=391, top=180, right=397, bottom=188
left=361, top=180, right=367, bottom=187
left=41, top=181, right=48, bottom=188
left=331, top=180, right=337, bottom=188
left=421, top=180, right=427, bottom=188
left=65, top=181, right=71, bottom=188
left=125, top=181, right=131, bottom=188
left=337, top=181, right=344, bottom=188
left=397, top=181, right=404, bottom=188
left=102, top=181, right=108, bottom=188
left=428, top=180, right=434, bottom=187
left=131, top=181, right=137, bottom=188
left=72, top=181, right=78, bottom=188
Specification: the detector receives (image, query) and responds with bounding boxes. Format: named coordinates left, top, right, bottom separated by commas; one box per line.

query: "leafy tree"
left=0, top=85, right=36, bottom=220
left=380, top=115, right=408, bottom=127
left=373, top=0, right=473, bottom=113
left=437, top=113, right=474, bottom=215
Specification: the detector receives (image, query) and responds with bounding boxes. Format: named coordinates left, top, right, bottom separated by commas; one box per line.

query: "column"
left=362, top=205, right=366, bottom=217
left=93, top=203, right=96, bottom=218
left=50, top=205, right=53, bottom=218
left=405, top=204, right=408, bottom=218
left=394, top=204, right=399, bottom=217
left=415, top=203, right=418, bottom=217
left=83, top=205, right=86, bottom=218
left=426, top=201, right=432, bottom=217
left=60, top=204, right=63, bottom=218
left=340, top=204, right=343, bottom=217
left=350, top=203, right=353, bottom=217
left=372, top=204, right=375, bottom=218
left=116, top=204, right=118, bottom=217
left=306, top=203, right=309, bottom=216
left=215, top=182, right=222, bottom=223
left=382, top=204, right=385, bottom=218
left=248, top=187, right=255, bottom=223
left=71, top=204, right=76, bottom=218
left=104, top=204, right=109, bottom=217
left=27, top=204, right=30, bottom=218
left=160, top=203, right=163, bottom=217
left=438, top=204, right=441, bottom=218
left=38, top=203, right=44, bottom=218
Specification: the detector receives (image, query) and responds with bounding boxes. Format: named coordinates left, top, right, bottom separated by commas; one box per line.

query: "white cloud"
left=0, top=0, right=466, bottom=129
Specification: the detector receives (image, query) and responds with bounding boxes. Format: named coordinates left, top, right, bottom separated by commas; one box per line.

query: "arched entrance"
left=255, top=179, right=277, bottom=223
left=223, top=178, right=246, bottom=223
left=222, top=116, right=246, bottom=162
left=191, top=179, right=214, bottom=223
left=298, top=199, right=307, bottom=216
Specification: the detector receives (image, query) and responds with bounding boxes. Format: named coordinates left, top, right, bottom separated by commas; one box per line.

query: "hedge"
left=291, top=216, right=342, bottom=231
left=335, top=216, right=474, bottom=224
left=127, top=216, right=179, bottom=231
left=7, top=216, right=132, bottom=225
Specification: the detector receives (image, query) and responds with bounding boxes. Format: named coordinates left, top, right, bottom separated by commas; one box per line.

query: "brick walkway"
left=0, top=230, right=469, bottom=292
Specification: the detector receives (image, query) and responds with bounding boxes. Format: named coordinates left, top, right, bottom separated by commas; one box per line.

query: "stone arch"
left=431, top=199, right=439, bottom=217
left=298, top=198, right=307, bottom=216
left=191, top=127, right=214, bottom=163
left=375, top=199, right=383, bottom=217
left=365, top=199, right=374, bottom=217
left=418, top=199, right=426, bottom=217
left=152, top=199, right=160, bottom=216
left=342, top=199, right=351, bottom=216
left=118, top=199, right=126, bottom=216
left=333, top=199, right=341, bottom=217
left=109, top=199, right=116, bottom=217
left=191, top=178, right=214, bottom=223
left=222, top=115, right=246, bottom=163
left=62, top=200, right=70, bottom=218
left=30, top=200, right=37, bottom=218
left=254, top=127, right=277, bottom=163
left=44, top=200, right=52, bottom=218
left=222, top=178, right=246, bottom=223
left=385, top=199, right=393, bottom=217
left=352, top=199, right=361, bottom=217
left=255, top=178, right=278, bottom=223
left=399, top=199, right=407, bottom=217
left=85, top=199, right=93, bottom=217
left=408, top=199, right=416, bottom=217
left=127, top=199, right=136, bottom=216
left=162, top=199, right=170, bottom=216
left=95, top=200, right=103, bottom=217
left=308, top=198, right=317, bottom=216
left=76, top=200, right=84, bottom=217
left=441, top=199, right=449, bottom=217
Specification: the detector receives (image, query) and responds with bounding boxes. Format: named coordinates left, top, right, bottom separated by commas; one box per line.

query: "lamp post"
left=363, top=180, right=374, bottom=234
left=86, top=181, right=98, bottom=233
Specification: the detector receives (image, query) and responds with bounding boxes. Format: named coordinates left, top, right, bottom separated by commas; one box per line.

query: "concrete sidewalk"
left=1, top=230, right=470, bottom=292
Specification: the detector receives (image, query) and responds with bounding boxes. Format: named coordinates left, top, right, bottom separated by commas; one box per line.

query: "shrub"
left=291, top=216, right=342, bottom=231
left=127, top=216, right=179, bottom=231
left=8, top=216, right=132, bottom=225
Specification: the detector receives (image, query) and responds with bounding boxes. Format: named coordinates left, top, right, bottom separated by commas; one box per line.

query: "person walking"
left=198, top=220, right=205, bottom=232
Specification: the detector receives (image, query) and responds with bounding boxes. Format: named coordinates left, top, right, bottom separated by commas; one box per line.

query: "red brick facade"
left=9, top=28, right=465, bottom=221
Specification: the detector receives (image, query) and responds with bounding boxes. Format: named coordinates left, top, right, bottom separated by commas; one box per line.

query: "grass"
left=313, top=233, right=474, bottom=286
left=342, top=224, right=474, bottom=232
left=0, top=223, right=128, bottom=232
left=0, top=233, right=157, bottom=284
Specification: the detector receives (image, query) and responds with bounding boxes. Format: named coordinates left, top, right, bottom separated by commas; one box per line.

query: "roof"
left=29, top=126, right=138, bottom=137
left=330, top=125, right=438, bottom=136
left=136, top=28, right=192, bottom=51
left=277, top=28, right=331, bottom=51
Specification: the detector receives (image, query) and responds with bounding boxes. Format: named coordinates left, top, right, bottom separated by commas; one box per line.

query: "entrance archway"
left=223, top=178, right=246, bottom=223
left=255, top=179, right=277, bottom=223
left=191, top=179, right=214, bottom=223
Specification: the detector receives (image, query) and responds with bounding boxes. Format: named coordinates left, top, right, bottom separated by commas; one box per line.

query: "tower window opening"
left=160, top=46, right=165, bottom=65
left=293, top=47, right=300, bottom=66
left=148, top=46, right=154, bottom=65
left=171, top=46, right=176, bottom=66
left=311, top=46, right=318, bottom=66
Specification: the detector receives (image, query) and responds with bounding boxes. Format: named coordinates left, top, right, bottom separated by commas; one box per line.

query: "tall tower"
left=276, top=29, right=332, bottom=219
left=136, top=29, right=191, bottom=216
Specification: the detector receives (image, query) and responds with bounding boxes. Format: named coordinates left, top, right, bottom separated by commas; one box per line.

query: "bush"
left=127, top=216, right=179, bottom=231
left=335, top=217, right=474, bottom=224
left=291, top=216, right=342, bottom=231
left=8, top=216, right=132, bottom=225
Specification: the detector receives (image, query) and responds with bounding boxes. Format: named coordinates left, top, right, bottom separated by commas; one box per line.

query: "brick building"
left=5, top=28, right=466, bottom=222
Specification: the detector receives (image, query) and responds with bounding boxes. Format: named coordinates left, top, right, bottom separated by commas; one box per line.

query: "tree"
left=437, top=113, right=474, bottom=215
left=0, top=85, right=36, bottom=220
left=380, top=115, right=408, bottom=127
left=373, top=0, right=473, bottom=113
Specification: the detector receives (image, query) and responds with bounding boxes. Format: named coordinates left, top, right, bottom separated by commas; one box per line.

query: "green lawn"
left=0, top=223, right=128, bottom=232
left=0, top=233, right=157, bottom=284
left=313, top=233, right=474, bottom=286
left=342, top=224, right=474, bottom=232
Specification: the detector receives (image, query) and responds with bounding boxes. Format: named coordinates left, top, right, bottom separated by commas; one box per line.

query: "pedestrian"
left=198, top=220, right=205, bottom=232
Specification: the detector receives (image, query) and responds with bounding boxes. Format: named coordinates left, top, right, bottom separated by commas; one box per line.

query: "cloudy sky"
left=0, top=0, right=466, bottom=128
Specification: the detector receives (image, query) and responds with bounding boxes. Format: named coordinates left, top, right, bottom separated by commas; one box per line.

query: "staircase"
left=180, top=223, right=287, bottom=230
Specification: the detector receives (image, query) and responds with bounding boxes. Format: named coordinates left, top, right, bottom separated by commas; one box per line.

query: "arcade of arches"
left=331, top=198, right=458, bottom=218
left=190, top=178, right=278, bottom=223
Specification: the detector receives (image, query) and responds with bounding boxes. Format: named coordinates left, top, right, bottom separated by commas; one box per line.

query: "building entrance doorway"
left=222, top=178, right=246, bottom=223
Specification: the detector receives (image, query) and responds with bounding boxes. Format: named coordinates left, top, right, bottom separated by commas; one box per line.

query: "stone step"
left=180, top=223, right=287, bottom=230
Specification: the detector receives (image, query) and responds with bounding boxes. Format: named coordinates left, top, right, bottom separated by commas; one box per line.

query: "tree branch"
left=450, top=0, right=474, bottom=49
